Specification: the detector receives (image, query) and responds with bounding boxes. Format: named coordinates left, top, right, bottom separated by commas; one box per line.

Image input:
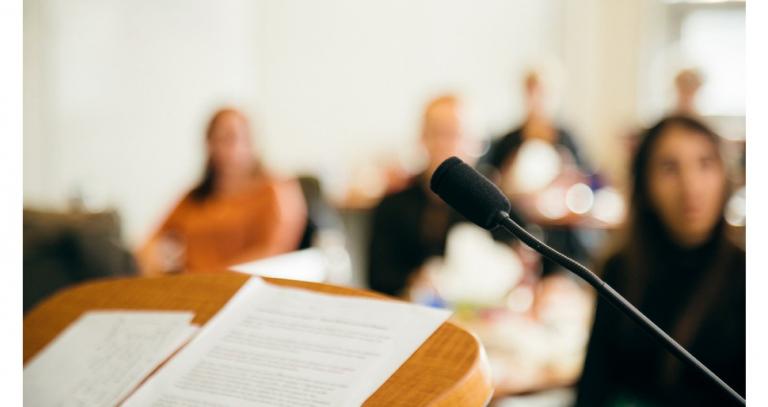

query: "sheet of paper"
left=24, top=311, right=198, bottom=407
left=231, top=248, right=327, bottom=282
left=124, top=277, right=451, bottom=407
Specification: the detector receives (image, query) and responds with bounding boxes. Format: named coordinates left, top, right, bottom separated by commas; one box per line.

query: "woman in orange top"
left=138, top=108, right=307, bottom=275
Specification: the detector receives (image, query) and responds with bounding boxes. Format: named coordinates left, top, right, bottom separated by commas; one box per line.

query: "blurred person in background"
left=484, top=68, right=591, bottom=177
left=483, top=68, right=592, bottom=277
left=367, top=95, right=526, bottom=299
left=673, top=68, right=704, bottom=117
left=576, top=116, right=745, bottom=406
left=137, top=108, right=307, bottom=276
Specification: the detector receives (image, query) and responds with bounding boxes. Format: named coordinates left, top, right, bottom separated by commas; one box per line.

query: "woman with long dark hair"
left=137, top=108, right=306, bottom=275
left=576, top=116, right=745, bottom=406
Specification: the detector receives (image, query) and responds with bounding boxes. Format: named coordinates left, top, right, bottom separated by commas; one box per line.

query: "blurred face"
left=422, top=102, right=465, bottom=171
left=525, top=78, right=545, bottom=114
left=646, top=125, right=726, bottom=247
left=675, top=72, right=702, bottom=112
left=524, top=74, right=561, bottom=119
left=207, top=111, right=254, bottom=177
left=676, top=71, right=702, bottom=98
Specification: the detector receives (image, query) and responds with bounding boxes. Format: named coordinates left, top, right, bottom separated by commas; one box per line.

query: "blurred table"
left=24, top=272, right=493, bottom=407
left=451, top=274, right=594, bottom=399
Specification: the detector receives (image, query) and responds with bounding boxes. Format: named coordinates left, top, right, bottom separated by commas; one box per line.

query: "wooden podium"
left=24, top=272, right=493, bottom=406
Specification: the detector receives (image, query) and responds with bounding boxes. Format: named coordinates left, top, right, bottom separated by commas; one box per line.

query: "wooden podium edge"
left=23, top=272, right=494, bottom=406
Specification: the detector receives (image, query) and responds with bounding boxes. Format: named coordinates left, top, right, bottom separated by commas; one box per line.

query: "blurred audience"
left=137, top=108, right=307, bottom=275
left=367, top=95, right=525, bottom=298
left=484, top=69, right=591, bottom=175
left=483, top=68, right=592, bottom=276
left=576, top=116, right=745, bottom=406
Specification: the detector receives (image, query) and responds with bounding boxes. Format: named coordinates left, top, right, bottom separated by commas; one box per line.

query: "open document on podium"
left=123, top=277, right=451, bottom=406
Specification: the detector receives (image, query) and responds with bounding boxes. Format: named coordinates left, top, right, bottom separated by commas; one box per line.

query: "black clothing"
left=576, top=230, right=746, bottom=406
left=482, top=125, right=592, bottom=276
left=483, top=125, right=590, bottom=173
left=367, top=175, right=524, bottom=297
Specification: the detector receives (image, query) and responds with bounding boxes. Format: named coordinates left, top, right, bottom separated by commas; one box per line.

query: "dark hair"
left=619, top=115, right=729, bottom=293
left=189, top=161, right=216, bottom=202
left=613, top=115, right=738, bottom=383
left=189, top=108, right=262, bottom=202
left=628, top=115, right=723, bottom=233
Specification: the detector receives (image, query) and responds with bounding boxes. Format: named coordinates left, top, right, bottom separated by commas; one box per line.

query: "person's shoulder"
left=553, top=125, right=583, bottom=152
left=495, top=126, right=524, bottom=144
left=380, top=180, right=422, bottom=203
left=247, top=173, right=298, bottom=194
left=156, top=190, right=200, bottom=228
left=374, top=179, right=423, bottom=213
left=175, top=190, right=200, bottom=209
left=483, top=126, right=524, bottom=168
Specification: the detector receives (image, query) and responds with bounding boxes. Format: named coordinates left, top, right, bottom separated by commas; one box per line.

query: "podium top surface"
left=24, top=272, right=493, bottom=406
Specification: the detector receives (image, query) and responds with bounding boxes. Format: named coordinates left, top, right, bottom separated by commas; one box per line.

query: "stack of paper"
left=124, top=278, right=451, bottom=406
left=24, top=278, right=451, bottom=406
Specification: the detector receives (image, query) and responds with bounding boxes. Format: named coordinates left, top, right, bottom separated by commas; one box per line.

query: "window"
left=678, top=5, right=745, bottom=116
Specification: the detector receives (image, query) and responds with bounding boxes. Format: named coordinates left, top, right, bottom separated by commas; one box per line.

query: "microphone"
left=430, top=156, right=745, bottom=405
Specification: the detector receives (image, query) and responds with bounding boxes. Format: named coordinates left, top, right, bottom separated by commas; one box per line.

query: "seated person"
left=482, top=68, right=592, bottom=275
left=484, top=69, right=590, bottom=173
left=137, top=108, right=306, bottom=275
left=368, top=95, right=525, bottom=298
left=576, top=116, right=745, bottom=406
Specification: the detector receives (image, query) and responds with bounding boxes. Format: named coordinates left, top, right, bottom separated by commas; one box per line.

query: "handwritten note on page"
left=123, top=277, right=451, bottom=406
left=24, top=311, right=198, bottom=407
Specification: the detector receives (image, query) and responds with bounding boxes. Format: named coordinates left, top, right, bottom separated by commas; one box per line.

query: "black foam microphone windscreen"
left=430, top=156, right=511, bottom=230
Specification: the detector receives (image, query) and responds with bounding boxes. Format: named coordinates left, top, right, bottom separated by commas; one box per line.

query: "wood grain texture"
left=24, top=272, right=493, bottom=406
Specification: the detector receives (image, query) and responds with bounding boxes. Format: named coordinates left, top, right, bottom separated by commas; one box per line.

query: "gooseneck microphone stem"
left=494, top=211, right=745, bottom=406
left=431, top=156, right=744, bottom=404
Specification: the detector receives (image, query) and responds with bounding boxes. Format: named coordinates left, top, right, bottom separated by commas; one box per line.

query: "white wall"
left=255, top=0, right=562, bottom=177
left=24, top=0, right=565, bottom=246
left=560, top=0, right=668, bottom=184
left=24, top=0, right=262, bottom=244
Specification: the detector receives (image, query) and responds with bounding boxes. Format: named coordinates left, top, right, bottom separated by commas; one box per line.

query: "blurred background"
left=24, top=0, right=745, bottom=246
left=23, top=0, right=745, bottom=405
